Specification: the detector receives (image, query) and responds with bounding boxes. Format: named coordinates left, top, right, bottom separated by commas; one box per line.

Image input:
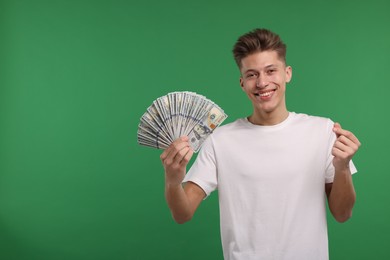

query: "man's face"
left=239, top=50, right=292, bottom=115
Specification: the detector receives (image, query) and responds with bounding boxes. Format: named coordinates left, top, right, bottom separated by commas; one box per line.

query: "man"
left=160, top=28, right=360, bottom=260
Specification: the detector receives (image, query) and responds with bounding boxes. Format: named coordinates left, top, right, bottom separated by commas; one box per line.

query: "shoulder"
left=199, top=118, right=246, bottom=151
left=288, top=112, right=336, bottom=139
left=211, top=118, right=247, bottom=136
left=291, top=112, right=334, bottom=128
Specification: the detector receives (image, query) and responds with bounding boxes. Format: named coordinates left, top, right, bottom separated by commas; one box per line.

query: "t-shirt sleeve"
left=183, top=136, right=218, bottom=198
left=324, top=119, right=358, bottom=183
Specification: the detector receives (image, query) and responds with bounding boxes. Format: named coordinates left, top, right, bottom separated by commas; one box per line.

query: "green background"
left=1, top=0, right=389, bottom=259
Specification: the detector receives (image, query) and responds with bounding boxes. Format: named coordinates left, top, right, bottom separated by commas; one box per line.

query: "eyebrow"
left=242, top=64, right=277, bottom=74
left=243, top=69, right=258, bottom=74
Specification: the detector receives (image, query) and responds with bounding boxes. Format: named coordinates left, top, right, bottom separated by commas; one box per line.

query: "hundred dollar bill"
left=137, top=91, right=227, bottom=152
left=187, top=105, right=228, bottom=152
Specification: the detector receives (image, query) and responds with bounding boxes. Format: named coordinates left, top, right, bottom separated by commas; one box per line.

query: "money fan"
left=137, top=91, right=228, bottom=152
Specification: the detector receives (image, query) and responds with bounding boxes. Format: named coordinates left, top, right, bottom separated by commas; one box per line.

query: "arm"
left=160, top=136, right=206, bottom=224
left=326, top=123, right=361, bottom=223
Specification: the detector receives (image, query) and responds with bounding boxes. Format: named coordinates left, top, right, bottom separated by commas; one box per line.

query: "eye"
left=266, top=68, right=277, bottom=75
left=245, top=72, right=257, bottom=79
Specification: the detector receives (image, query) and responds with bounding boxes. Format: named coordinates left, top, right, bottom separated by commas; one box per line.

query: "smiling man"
left=160, top=28, right=361, bottom=260
left=239, top=50, right=291, bottom=125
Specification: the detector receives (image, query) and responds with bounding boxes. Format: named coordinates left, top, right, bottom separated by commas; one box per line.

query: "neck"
left=248, top=109, right=289, bottom=126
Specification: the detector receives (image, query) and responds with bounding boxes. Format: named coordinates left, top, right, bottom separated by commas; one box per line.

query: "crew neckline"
left=242, top=112, right=295, bottom=130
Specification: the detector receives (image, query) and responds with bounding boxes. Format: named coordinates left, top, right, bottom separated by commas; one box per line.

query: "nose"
left=256, top=76, right=268, bottom=88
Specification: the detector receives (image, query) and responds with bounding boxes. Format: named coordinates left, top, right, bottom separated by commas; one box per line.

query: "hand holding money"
left=137, top=91, right=228, bottom=152
left=160, top=136, right=194, bottom=186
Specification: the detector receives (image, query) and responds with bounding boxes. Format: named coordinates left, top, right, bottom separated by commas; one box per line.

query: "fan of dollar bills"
left=137, top=91, right=228, bottom=152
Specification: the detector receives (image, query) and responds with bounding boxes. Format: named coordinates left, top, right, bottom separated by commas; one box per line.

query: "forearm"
left=165, top=183, right=193, bottom=224
left=328, top=168, right=356, bottom=222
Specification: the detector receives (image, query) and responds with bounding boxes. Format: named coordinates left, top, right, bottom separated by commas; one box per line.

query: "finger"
left=332, top=147, right=347, bottom=160
left=333, top=122, right=360, bottom=146
left=333, top=139, right=355, bottom=155
left=343, top=132, right=361, bottom=147
left=160, top=136, right=189, bottom=161
left=333, top=122, right=342, bottom=137
left=335, top=135, right=360, bottom=151
left=162, top=138, right=190, bottom=165
left=179, top=148, right=194, bottom=166
left=333, top=127, right=361, bottom=147
left=332, top=137, right=360, bottom=162
left=173, top=146, right=192, bottom=165
left=332, top=145, right=353, bottom=160
left=333, top=122, right=341, bottom=130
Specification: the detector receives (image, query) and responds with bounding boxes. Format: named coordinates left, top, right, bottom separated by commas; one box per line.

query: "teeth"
left=259, top=91, right=273, bottom=97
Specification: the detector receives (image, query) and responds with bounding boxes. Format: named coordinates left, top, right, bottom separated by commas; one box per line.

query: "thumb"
left=333, top=122, right=341, bottom=137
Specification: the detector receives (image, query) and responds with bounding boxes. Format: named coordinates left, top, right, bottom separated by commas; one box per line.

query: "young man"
left=160, top=28, right=360, bottom=260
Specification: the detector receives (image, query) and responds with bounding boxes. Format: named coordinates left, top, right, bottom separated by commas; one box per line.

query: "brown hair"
left=232, top=28, right=287, bottom=68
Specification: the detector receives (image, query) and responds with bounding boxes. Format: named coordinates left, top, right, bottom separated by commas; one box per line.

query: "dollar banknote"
left=137, top=91, right=227, bottom=152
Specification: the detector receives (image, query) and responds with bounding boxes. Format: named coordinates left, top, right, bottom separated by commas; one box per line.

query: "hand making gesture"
left=332, top=122, right=361, bottom=170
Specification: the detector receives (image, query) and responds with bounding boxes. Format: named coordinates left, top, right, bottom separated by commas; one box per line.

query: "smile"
left=254, top=90, right=275, bottom=98
left=259, top=91, right=274, bottom=97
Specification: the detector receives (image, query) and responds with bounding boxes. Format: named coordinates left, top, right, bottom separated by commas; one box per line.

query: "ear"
left=239, top=77, right=245, bottom=90
left=285, top=66, right=292, bottom=83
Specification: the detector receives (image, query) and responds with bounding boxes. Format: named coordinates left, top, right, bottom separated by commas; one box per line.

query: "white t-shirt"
left=183, top=112, right=357, bottom=260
